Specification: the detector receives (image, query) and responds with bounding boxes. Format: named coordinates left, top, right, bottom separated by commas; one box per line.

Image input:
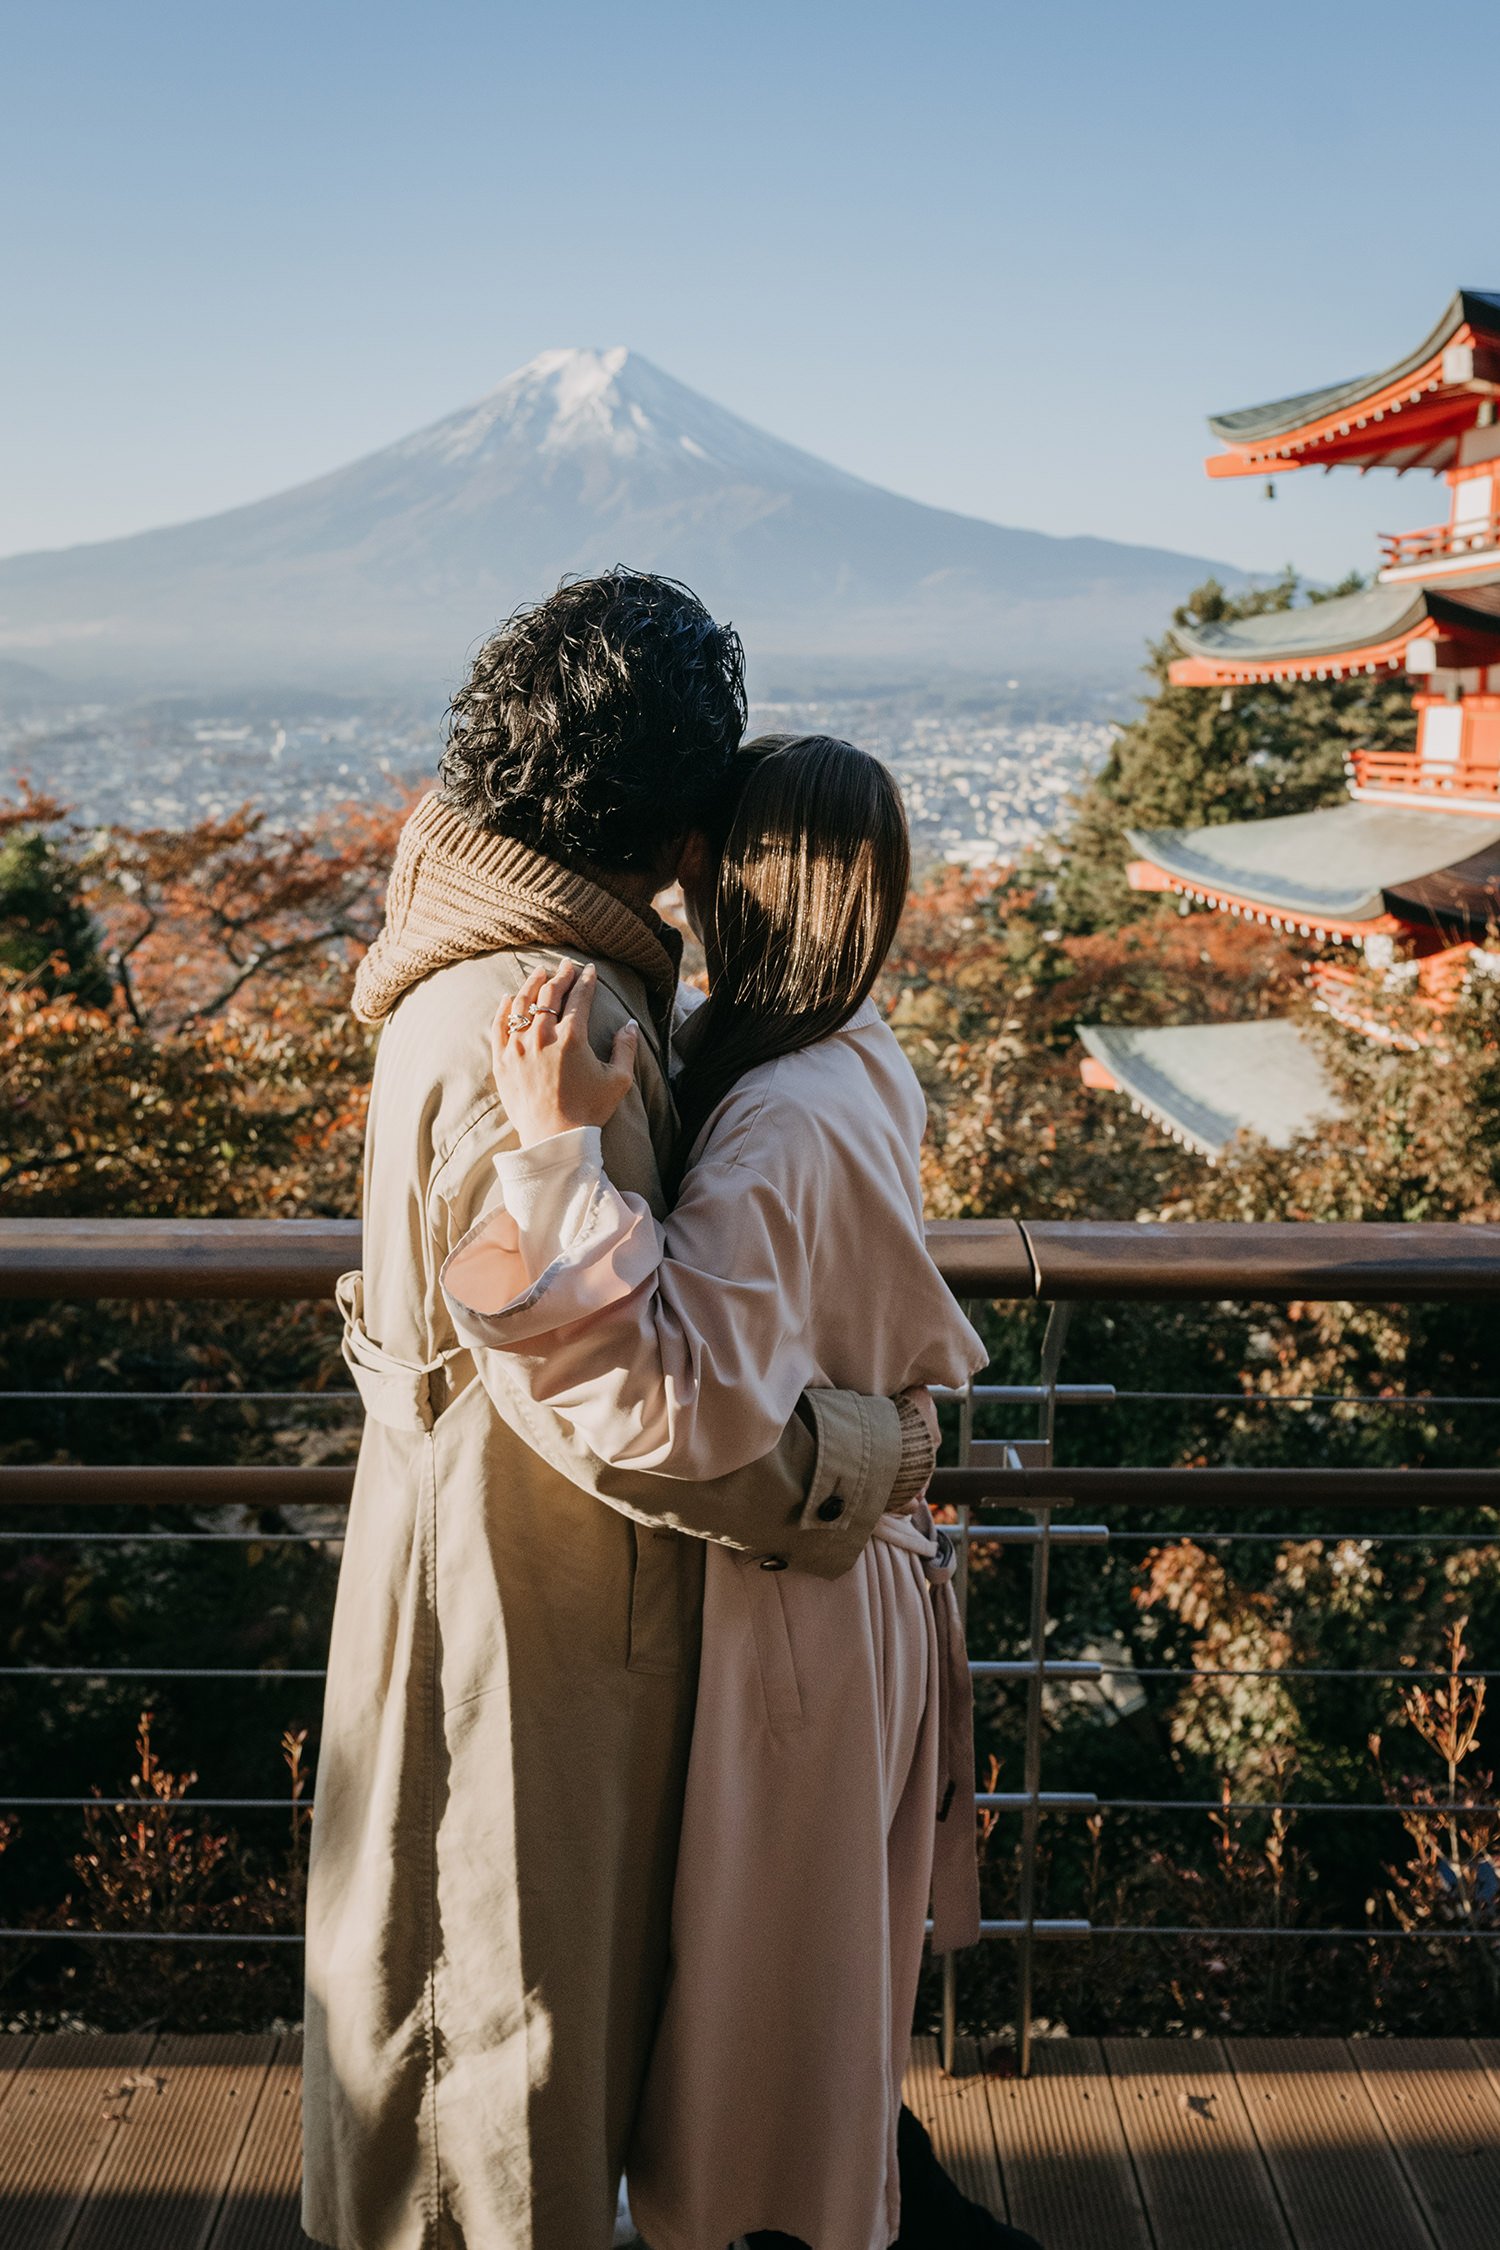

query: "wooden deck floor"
left=2, top=2031, right=1498, bottom=2249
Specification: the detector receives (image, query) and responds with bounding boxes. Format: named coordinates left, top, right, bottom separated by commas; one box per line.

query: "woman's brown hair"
left=673, top=733, right=911, bottom=1155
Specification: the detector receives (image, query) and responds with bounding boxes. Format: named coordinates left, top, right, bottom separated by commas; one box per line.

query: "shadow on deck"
left=2, top=2032, right=1499, bottom=2248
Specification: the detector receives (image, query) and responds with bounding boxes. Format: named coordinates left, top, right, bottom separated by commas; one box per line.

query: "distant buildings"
left=0, top=685, right=1114, bottom=865
left=753, top=696, right=1113, bottom=868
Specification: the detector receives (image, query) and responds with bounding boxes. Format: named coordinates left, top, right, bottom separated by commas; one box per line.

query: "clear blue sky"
left=3, top=0, right=1494, bottom=582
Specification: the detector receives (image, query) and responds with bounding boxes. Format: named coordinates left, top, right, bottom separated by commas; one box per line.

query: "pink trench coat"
left=443, top=998, right=987, bottom=2250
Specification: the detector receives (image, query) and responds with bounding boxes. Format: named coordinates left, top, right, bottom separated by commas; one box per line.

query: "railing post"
left=940, top=1351, right=977, bottom=2077
left=1016, top=1300, right=1071, bottom=2079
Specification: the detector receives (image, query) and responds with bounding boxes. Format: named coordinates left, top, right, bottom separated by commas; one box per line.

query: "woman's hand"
left=491, top=961, right=640, bottom=1149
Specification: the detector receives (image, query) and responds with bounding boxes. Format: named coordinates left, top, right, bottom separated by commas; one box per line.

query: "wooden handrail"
left=0, top=1463, right=1494, bottom=1509
left=1018, top=1220, right=1500, bottom=1303
left=3, top=1217, right=1500, bottom=1303
left=1347, top=746, right=1500, bottom=799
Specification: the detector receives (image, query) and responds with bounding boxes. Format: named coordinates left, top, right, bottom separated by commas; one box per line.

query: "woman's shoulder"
left=692, top=1002, right=919, bottom=1183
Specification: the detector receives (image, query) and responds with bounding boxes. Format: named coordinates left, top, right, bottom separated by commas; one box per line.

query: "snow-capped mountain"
left=0, top=349, right=1237, bottom=693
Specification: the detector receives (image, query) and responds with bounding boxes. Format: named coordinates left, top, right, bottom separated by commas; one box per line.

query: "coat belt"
left=873, top=1506, right=981, bottom=1954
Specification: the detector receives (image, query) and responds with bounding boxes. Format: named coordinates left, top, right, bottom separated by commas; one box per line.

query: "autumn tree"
left=86, top=798, right=405, bottom=1033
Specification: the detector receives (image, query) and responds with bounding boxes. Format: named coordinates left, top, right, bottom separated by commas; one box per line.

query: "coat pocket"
left=734, top=1559, right=805, bottom=1734
left=626, top=1523, right=693, bottom=1677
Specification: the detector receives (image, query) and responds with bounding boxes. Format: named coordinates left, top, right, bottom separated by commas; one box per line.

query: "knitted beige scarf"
left=352, top=791, right=681, bottom=1035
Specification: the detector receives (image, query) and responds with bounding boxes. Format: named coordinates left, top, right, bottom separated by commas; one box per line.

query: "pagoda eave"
left=1076, top=1020, right=1343, bottom=1160
left=1124, top=803, right=1500, bottom=935
left=1167, top=582, right=1500, bottom=689
left=1204, top=395, right=1483, bottom=480
left=1204, top=290, right=1500, bottom=477
left=1168, top=633, right=1416, bottom=688
left=1125, top=860, right=1403, bottom=943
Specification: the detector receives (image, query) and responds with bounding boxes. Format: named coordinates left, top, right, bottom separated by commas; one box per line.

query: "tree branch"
left=176, top=923, right=357, bottom=1026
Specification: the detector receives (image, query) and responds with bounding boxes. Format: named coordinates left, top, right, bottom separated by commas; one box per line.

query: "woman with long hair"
left=441, top=737, right=1023, bottom=2250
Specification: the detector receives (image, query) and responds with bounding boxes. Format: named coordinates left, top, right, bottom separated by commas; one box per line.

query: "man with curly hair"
left=303, top=571, right=934, bottom=2250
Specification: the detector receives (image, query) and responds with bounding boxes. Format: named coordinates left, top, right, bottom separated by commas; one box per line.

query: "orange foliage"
left=0, top=789, right=404, bottom=1215
left=88, top=792, right=415, bottom=1032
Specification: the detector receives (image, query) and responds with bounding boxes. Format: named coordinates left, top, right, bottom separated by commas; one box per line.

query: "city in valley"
left=0, top=684, right=1116, bottom=868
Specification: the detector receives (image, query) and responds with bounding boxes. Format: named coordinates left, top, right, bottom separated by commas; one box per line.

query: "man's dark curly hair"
left=439, top=569, right=748, bottom=874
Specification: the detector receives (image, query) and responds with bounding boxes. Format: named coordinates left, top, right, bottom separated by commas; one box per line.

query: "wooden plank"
left=0, top=2037, right=36, bottom=2112
left=1352, top=2040, right=1500, bottom=2247
left=1472, top=2038, right=1500, bottom=2108
left=208, top=2033, right=304, bottom=2250
left=983, top=2038, right=1152, bottom=2250
left=1226, top=2040, right=1433, bottom=2250
left=68, top=2033, right=275, bottom=2250
left=1103, top=2038, right=1293, bottom=2250
left=904, top=2035, right=1007, bottom=2217
left=0, top=2033, right=156, bottom=2250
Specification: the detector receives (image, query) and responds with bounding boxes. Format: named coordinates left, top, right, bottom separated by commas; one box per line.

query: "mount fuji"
left=0, top=348, right=1238, bottom=695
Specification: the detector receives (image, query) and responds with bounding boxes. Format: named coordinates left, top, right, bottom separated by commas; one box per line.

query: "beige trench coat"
left=301, top=945, right=904, bottom=2250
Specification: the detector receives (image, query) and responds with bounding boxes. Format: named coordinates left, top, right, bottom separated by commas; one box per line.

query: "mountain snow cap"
left=404, top=347, right=668, bottom=465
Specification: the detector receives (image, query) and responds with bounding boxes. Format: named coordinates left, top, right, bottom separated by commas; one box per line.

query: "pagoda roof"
left=1077, top=1020, right=1341, bottom=1160
left=1169, top=582, right=1500, bottom=684
left=1126, top=802, right=1500, bottom=929
left=1205, top=289, right=1500, bottom=477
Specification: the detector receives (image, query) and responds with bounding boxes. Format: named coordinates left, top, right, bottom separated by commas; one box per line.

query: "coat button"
left=758, top=1555, right=789, bottom=1571
left=816, top=1494, right=845, bottom=1522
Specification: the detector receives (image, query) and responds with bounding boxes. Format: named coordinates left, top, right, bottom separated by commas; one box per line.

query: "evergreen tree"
left=0, top=826, right=112, bottom=1004
left=1050, top=571, right=1417, bottom=933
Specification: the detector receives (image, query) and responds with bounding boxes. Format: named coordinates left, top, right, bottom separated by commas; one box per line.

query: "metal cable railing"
left=2, top=1217, right=1497, bottom=2074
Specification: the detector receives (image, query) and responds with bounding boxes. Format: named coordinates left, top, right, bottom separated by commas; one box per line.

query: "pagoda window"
left=1450, top=471, right=1495, bottom=534
left=1418, top=701, right=1464, bottom=768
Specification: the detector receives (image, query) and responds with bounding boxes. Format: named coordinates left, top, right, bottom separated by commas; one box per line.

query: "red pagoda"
left=1081, top=288, right=1500, bottom=1158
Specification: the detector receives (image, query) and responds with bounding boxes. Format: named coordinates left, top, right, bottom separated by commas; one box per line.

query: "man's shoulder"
left=376, top=945, right=673, bottom=1193
left=389, top=947, right=547, bottom=1025
left=390, top=946, right=651, bottom=1035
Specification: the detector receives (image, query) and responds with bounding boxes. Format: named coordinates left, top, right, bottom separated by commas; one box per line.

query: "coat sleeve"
left=432, top=1094, right=903, bottom=1579
left=442, top=1125, right=821, bottom=1481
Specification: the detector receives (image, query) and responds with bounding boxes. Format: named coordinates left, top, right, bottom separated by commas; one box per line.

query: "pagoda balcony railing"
left=1345, top=743, right=1500, bottom=801
left=1305, top=961, right=1431, bottom=1050
left=2, top=1217, right=1499, bottom=2081
left=1379, top=514, right=1500, bottom=571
